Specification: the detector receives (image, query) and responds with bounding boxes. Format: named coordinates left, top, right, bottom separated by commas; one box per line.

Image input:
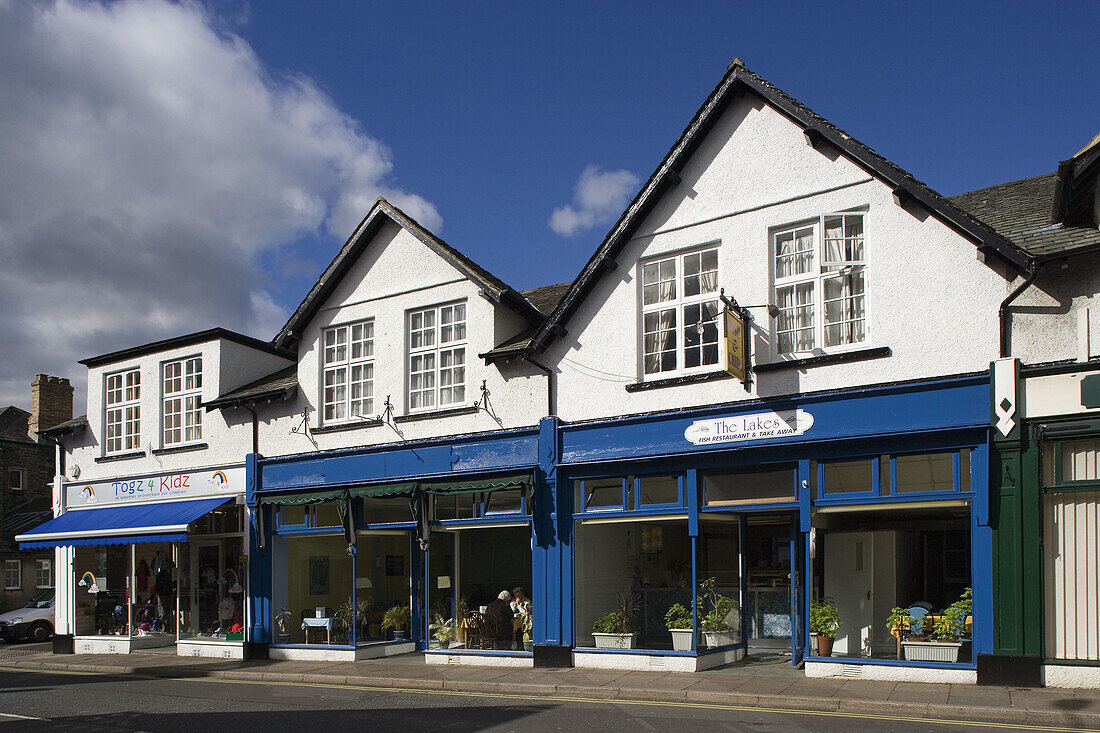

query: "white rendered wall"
left=257, top=221, right=548, bottom=458
left=1011, top=252, right=1100, bottom=367
left=548, top=97, right=1011, bottom=423
left=69, top=339, right=290, bottom=487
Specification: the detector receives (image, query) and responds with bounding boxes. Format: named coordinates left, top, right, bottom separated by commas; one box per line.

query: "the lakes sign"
left=684, top=409, right=814, bottom=446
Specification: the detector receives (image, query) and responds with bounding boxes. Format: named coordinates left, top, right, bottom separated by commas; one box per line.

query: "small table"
left=302, top=616, right=334, bottom=644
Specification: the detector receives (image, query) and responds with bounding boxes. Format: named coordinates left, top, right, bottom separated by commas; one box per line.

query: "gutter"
left=521, top=351, right=556, bottom=417
left=1000, top=261, right=1041, bottom=358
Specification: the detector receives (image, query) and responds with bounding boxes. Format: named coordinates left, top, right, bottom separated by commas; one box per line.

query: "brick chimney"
left=29, top=374, right=73, bottom=442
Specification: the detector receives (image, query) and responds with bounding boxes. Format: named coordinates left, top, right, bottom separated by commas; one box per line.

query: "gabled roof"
left=950, top=173, right=1100, bottom=259
left=273, top=198, right=545, bottom=352
left=79, top=328, right=281, bottom=368
left=527, top=59, right=1033, bottom=354
left=522, top=283, right=571, bottom=317
left=0, top=406, right=31, bottom=442
left=1052, top=131, right=1100, bottom=227
left=203, top=365, right=298, bottom=410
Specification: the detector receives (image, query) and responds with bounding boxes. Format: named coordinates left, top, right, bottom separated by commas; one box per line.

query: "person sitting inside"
left=510, top=587, right=531, bottom=648
left=483, top=590, right=513, bottom=650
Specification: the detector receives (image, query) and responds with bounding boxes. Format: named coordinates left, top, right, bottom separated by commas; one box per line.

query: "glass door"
left=744, top=516, right=792, bottom=655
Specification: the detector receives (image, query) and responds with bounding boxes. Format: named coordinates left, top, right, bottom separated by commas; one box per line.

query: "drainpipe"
left=999, top=261, right=1040, bottom=358
left=522, top=351, right=556, bottom=416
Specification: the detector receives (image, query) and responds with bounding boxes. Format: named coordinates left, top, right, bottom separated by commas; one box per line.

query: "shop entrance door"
left=744, top=516, right=793, bottom=656
left=790, top=516, right=805, bottom=665
left=190, top=540, right=223, bottom=637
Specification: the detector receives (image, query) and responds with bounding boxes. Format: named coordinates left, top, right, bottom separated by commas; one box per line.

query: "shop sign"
left=65, top=467, right=243, bottom=507
left=722, top=308, right=748, bottom=383
left=684, top=409, right=814, bottom=445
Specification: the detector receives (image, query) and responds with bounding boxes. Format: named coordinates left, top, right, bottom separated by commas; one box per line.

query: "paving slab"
left=887, top=680, right=950, bottom=704
left=725, top=675, right=797, bottom=696
left=948, top=684, right=1012, bottom=707
left=831, top=680, right=896, bottom=701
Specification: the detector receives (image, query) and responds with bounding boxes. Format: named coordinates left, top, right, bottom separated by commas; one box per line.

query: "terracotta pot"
left=816, top=635, right=834, bottom=657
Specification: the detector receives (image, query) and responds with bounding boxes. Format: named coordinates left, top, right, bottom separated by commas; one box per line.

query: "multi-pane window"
left=408, top=303, right=466, bottom=411
left=773, top=213, right=866, bottom=355
left=35, top=559, right=51, bottom=589
left=163, top=356, right=202, bottom=445
left=105, top=368, right=140, bottom=453
left=8, top=468, right=23, bottom=492
left=4, top=559, right=20, bottom=590
left=323, top=320, right=375, bottom=422
left=641, top=248, right=720, bottom=375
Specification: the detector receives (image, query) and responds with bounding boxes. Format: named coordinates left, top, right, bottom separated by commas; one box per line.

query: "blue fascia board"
left=257, top=434, right=540, bottom=492
left=561, top=378, right=990, bottom=465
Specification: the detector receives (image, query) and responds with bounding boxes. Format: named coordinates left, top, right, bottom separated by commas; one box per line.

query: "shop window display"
left=574, top=518, right=690, bottom=650
left=811, top=505, right=971, bottom=660
left=275, top=533, right=353, bottom=645
left=354, top=530, right=412, bottom=643
left=696, top=517, right=742, bottom=649
left=73, top=545, right=129, bottom=636
left=428, top=524, right=532, bottom=651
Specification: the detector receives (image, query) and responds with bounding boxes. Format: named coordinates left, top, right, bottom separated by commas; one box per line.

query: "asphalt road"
left=0, top=668, right=1080, bottom=733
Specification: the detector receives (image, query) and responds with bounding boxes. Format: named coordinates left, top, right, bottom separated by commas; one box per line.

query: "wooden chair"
left=465, top=611, right=485, bottom=650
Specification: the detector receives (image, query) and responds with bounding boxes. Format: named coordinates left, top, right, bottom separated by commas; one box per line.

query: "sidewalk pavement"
left=3, top=650, right=1100, bottom=730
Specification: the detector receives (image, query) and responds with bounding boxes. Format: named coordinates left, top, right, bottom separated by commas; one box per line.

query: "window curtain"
left=824, top=219, right=846, bottom=267
left=700, top=269, right=718, bottom=293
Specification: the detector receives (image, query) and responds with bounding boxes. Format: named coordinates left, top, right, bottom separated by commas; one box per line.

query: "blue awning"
left=15, top=497, right=231, bottom=550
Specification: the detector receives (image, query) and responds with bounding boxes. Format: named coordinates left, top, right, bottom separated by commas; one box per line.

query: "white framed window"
left=163, top=356, right=202, bottom=446
left=7, top=468, right=23, bottom=492
left=4, top=559, right=20, bottom=590
left=640, top=247, right=720, bottom=376
left=323, top=319, right=375, bottom=422
left=408, top=302, right=467, bottom=411
left=35, top=559, right=52, bottom=589
left=105, top=368, right=140, bottom=454
left=772, top=212, right=866, bottom=355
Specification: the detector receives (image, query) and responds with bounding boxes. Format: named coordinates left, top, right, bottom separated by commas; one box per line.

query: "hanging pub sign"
left=684, top=409, right=814, bottom=446
left=722, top=306, right=749, bottom=386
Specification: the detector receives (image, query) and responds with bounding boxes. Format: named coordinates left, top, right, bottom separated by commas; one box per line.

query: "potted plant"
left=429, top=613, right=457, bottom=648
left=664, top=602, right=693, bottom=651
left=381, top=604, right=411, bottom=641
left=592, top=593, right=640, bottom=648
left=698, top=577, right=739, bottom=647
left=892, top=588, right=971, bottom=663
left=808, top=599, right=841, bottom=657
left=274, top=607, right=292, bottom=644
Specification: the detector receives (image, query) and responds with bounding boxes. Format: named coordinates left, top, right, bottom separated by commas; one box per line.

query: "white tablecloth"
left=301, top=617, right=334, bottom=631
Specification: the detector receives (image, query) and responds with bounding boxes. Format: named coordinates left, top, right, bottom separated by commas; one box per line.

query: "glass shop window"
left=363, top=497, right=413, bottom=525
left=821, top=460, right=873, bottom=495
left=576, top=478, right=626, bottom=512
left=72, top=545, right=129, bottom=637
left=280, top=505, right=307, bottom=527
left=704, top=464, right=797, bottom=505
left=895, top=452, right=955, bottom=494
left=484, top=488, right=524, bottom=514
left=638, top=476, right=680, bottom=507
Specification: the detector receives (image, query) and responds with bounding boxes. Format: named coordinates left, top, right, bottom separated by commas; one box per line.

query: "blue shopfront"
left=245, top=426, right=554, bottom=664
left=551, top=375, right=991, bottom=679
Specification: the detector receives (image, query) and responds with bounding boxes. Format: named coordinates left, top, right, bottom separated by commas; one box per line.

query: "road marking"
left=0, top=712, right=47, bottom=721
left=1, top=666, right=1095, bottom=733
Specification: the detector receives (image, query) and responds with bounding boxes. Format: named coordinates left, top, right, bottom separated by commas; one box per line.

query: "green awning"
left=256, top=488, right=346, bottom=505
left=348, top=481, right=420, bottom=500
left=422, top=472, right=530, bottom=495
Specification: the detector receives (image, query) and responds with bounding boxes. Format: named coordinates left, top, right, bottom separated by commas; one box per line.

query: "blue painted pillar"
left=245, top=453, right=271, bottom=646
left=532, top=416, right=562, bottom=646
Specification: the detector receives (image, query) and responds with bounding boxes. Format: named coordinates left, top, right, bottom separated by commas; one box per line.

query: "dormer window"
left=323, top=319, right=374, bottom=422
left=105, top=367, right=140, bottom=454
left=408, top=302, right=466, bottom=411
left=640, top=247, right=720, bottom=376
left=772, top=213, right=866, bottom=355
left=163, top=356, right=202, bottom=446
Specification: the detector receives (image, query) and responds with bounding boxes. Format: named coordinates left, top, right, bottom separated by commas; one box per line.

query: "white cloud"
left=549, top=165, right=640, bottom=237
left=0, top=0, right=439, bottom=410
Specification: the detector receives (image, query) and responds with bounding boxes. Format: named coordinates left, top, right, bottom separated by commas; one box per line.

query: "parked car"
left=0, top=588, right=54, bottom=642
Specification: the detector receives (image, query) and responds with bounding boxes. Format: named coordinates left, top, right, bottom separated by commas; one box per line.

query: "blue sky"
left=0, top=0, right=1096, bottom=408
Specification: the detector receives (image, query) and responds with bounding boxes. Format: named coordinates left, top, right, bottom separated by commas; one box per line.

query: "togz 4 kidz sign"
left=65, top=467, right=243, bottom=507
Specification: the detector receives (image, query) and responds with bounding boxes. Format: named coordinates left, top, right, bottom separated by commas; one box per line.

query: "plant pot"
left=523, top=641, right=533, bottom=653
left=902, top=640, right=961, bottom=662
left=275, top=633, right=290, bottom=645
left=816, top=634, right=835, bottom=657
left=592, top=632, right=637, bottom=649
left=703, top=631, right=734, bottom=648
left=393, top=630, right=407, bottom=641
left=669, top=629, right=693, bottom=651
